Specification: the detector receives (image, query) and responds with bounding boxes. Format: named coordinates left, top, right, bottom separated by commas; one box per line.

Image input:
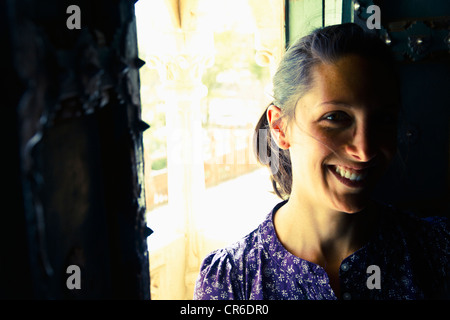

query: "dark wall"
left=1, top=0, right=151, bottom=299
left=360, top=0, right=450, bottom=218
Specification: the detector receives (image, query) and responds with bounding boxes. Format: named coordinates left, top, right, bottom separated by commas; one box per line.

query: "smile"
left=327, top=165, right=369, bottom=188
left=335, top=165, right=368, bottom=181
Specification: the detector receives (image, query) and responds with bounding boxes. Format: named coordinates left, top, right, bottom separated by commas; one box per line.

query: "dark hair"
left=253, top=23, right=398, bottom=199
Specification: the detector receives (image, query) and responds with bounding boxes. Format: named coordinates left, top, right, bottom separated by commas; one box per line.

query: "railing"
left=144, top=126, right=260, bottom=210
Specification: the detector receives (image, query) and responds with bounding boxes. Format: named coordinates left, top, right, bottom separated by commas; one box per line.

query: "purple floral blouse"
left=193, top=200, right=450, bottom=300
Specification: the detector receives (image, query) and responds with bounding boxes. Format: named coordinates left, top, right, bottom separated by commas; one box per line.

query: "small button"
left=342, top=292, right=351, bottom=300
left=340, top=263, right=349, bottom=271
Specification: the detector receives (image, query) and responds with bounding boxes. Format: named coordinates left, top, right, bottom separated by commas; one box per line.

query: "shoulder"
left=401, top=210, right=450, bottom=260
left=201, top=228, right=261, bottom=275
left=376, top=202, right=450, bottom=297
left=376, top=205, right=450, bottom=299
left=374, top=200, right=447, bottom=234
left=371, top=202, right=450, bottom=272
left=193, top=200, right=287, bottom=300
left=383, top=203, right=450, bottom=247
left=193, top=225, right=262, bottom=300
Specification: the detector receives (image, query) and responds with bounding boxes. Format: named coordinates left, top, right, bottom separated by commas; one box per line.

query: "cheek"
left=374, top=127, right=398, bottom=161
left=289, top=131, right=332, bottom=176
left=295, top=132, right=338, bottom=181
left=291, top=127, right=338, bottom=160
left=310, top=123, right=398, bottom=164
left=379, top=141, right=397, bottom=169
left=305, top=128, right=344, bottom=157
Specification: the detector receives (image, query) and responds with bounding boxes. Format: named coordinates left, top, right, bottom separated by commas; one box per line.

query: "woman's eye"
left=321, top=111, right=352, bottom=124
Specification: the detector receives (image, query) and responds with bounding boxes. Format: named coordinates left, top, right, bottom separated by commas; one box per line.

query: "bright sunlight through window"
left=136, top=0, right=283, bottom=299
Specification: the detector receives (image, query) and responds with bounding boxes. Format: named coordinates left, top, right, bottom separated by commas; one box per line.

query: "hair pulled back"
left=253, top=23, right=397, bottom=199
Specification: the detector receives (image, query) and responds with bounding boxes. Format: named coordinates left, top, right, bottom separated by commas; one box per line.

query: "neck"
left=273, top=194, right=375, bottom=267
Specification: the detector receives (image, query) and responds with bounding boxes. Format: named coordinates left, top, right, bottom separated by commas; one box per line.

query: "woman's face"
left=285, top=54, right=399, bottom=213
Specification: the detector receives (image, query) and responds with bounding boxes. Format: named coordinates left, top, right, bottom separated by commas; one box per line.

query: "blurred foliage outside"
left=140, top=28, right=271, bottom=171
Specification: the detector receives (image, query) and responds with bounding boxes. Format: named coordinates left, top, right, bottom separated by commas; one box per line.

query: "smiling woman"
left=273, top=54, right=399, bottom=214
left=194, top=23, right=450, bottom=300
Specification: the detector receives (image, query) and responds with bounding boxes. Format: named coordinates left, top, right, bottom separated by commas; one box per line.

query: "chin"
left=332, top=193, right=370, bottom=214
left=339, top=205, right=366, bottom=214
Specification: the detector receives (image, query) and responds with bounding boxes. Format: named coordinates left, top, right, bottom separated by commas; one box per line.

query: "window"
left=287, top=0, right=342, bottom=44
left=136, top=0, right=283, bottom=299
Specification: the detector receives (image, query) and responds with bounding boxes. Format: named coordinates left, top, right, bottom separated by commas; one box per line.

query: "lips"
left=327, top=164, right=370, bottom=188
left=334, top=165, right=368, bottom=181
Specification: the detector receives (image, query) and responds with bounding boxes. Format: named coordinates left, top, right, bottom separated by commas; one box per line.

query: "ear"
left=267, top=105, right=290, bottom=149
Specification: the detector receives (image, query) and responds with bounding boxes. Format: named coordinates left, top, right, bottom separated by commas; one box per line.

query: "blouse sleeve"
left=193, top=248, right=242, bottom=300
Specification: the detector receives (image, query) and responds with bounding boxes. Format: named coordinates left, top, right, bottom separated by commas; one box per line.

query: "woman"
left=193, top=23, right=449, bottom=300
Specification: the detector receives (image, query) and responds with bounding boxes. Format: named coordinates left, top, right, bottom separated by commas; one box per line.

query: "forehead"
left=307, top=54, right=398, bottom=109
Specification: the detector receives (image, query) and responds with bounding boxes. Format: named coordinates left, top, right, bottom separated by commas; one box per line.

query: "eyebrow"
left=318, top=100, right=401, bottom=111
left=317, top=100, right=355, bottom=108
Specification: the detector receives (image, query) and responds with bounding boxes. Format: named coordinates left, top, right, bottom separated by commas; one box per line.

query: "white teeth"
left=334, top=166, right=367, bottom=181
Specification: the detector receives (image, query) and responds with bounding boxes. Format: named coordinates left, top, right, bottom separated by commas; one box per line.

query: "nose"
left=345, top=123, right=377, bottom=162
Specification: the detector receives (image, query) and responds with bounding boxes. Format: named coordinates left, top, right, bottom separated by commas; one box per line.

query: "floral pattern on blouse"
left=193, top=200, right=450, bottom=300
